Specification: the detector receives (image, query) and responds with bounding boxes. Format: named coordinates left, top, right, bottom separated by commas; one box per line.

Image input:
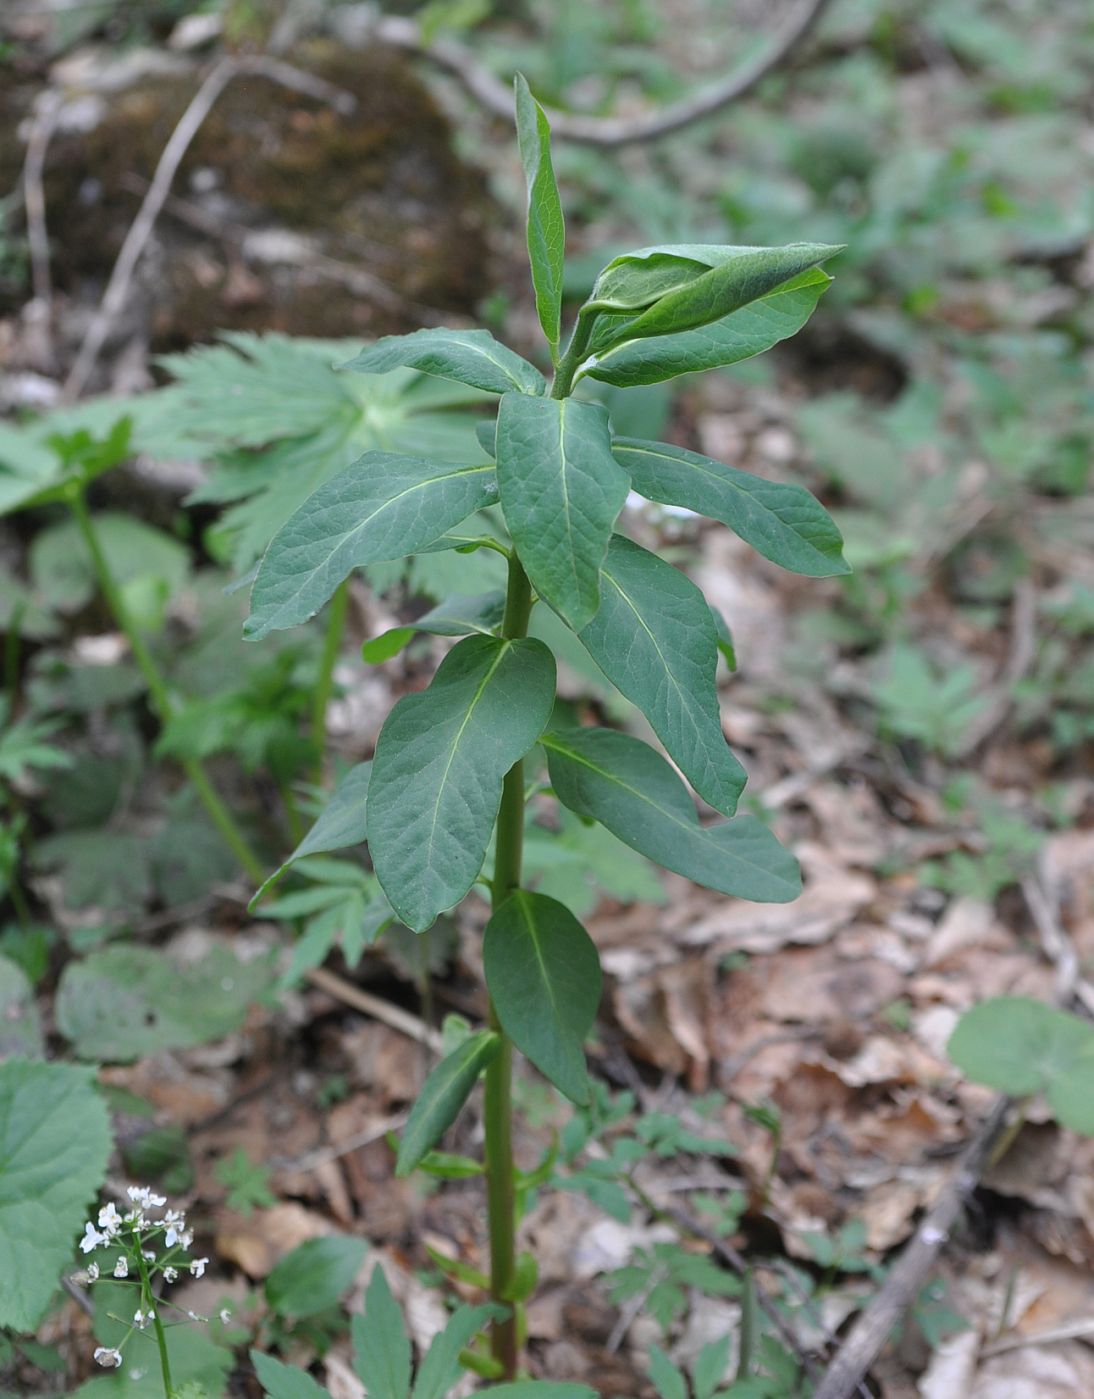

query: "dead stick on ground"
left=22, top=90, right=63, bottom=311
left=307, top=965, right=443, bottom=1054
left=811, top=1097, right=1013, bottom=1399
left=62, top=56, right=355, bottom=401
left=368, top=0, right=833, bottom=147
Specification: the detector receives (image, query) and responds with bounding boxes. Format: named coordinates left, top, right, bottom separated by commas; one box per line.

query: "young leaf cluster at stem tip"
left=245, top=71, right=847, bottom=1363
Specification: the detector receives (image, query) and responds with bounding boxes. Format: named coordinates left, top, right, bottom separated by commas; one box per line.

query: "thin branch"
left=62, top=56, right=356, bottom=401
left=306, top=965, right=444, bottom=1053
left=367, top=0, right=834, bottom=148
left=811, top=1097, right=1014, bottom=1399
left=22, top=90, right=63, bottom=311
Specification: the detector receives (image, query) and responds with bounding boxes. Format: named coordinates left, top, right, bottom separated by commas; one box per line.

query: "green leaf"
left=413, top=1303, right=506, bottom=1399
left=481, top=1385, right=598, bottom=1399
left=251, top=1352, right=332, bottom=1399
left=948, top=996, right=1094, bottom=1135
left=396, top=1031, right=500, bottom=1175
left=594, top=243, right=840, bottom=348
left=361, top=591, right=506, bottom=664
left=0, top=956, right=43, bottom=1060
left=266, top=1235, right=367, bottom=1319
left=543, top=728, right=800, bottom=902
left=56, top=945, right=271, bottom=1061
left=647, top=1345, right=687, bottom=1399
left=245, top=453, right=498, bottom=639
left=370, top=635, right=556, bottom=931
left=613, top=439, right=850, bottom=578
left=342, top=329, right=546, bottom=397
left=483, top=891, right=602, bottom=1105
left=579, top=534, right=746, bottom=815
left=496, top=393, right=628, bottom=630
left=693, top=1336, right=731, bottom=1399
left=584, top=268, right=833, bottom=388
left=352, top=1267, right=411, bottom=1399
left=252, top=763, right=371, bottom=905
left=0, top=1060, right=112, bottom=1331
left=74, top=1323, right=230, bottom=1398
left=514, top=74, right=565, bottom=356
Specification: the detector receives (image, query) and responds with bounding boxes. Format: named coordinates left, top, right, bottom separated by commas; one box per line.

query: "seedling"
left=246, top=76, right=847, bottom=1379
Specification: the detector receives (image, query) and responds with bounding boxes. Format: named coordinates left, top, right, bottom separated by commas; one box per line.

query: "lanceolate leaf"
left=369, top=635, right=556, bottom=931
left=483, top=891, right=602, bottom=1105
left=514, top=74, right=565, bottom=356
left=543, top=727, right=800, bottom=903
left=496, top=393, right=628, bottom=630
left=413, top=1303, right=508, bottom=1399
left=582, top=268, right=832, bottom=388
left=614, top=438, right=850, bottom=577
left=579, top=534, right=746, bottom=816
left=352, top=1267, right=411, bottom=1399
left=361, top=591, right=506, bottom=664
left=251, top=762, right=371, bottom=905
left=396, top=1031, right=500, bottom=1175
left=341, top=328, right=546, bottom=398
left=603, top=243, right=841, bottom=346
left=245, top=453, right=498, bottom=639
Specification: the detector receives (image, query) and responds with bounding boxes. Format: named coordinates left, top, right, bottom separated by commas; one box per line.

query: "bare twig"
left=22, top=90, right=63, bottom=311
left=306, top=965, right=444, bottom=1053
left=811, top=1097, right=1013, bottom=1399
left=273, top=1113, right=407, bottom=1174
left=1022, top=862, right=1094, bottom=1015
left=981, top=1317, right=1094, bottom=1358
left=955, top=579, right=1038, bottom=757
left=367, top=0, right=834, bottom=148
left=62, top=56, right=356, bottom=401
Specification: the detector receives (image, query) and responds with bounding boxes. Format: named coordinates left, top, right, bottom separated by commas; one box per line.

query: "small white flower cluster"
left=77, top=1185, right=214, bottom=1372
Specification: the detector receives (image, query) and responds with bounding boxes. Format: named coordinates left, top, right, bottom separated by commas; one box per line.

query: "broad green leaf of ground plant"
left=56, top=945, right=271, bottom=1061
left=252, top=1351, right=331, bottom=1399
left=245, top=453, right=498, bottom=639
left=582, top=267, right=833, bottom=387
left=369, top=635, right=556, bottom=931
left=514, top=74, right=565, bottom=357
left=76, top=1319, right=230, bottom=1399
left=252, top=762, right=371, bottom=903
left=593, top=243, right=841, bottom=348
left=343, top=328, right=546, bottom=398
left=481, top=1385, right=598, bottom=1399
left=579, top=533, right=747, bottom=816
left=496, top=393, right=628, bottom=630
left=613, top=439, right=850, bottom=577
left=0, top=1060, right=112, bottom=1331
left=0, top=955, right=43, bottom=1059
left=353, top=1267, right=411, bottom=1399
left=266, top=1235, right=368, bottom=1319
left=948, top=996, right=1094, bottom=1135
left=362, top=591, right=506, bottom=663
left=397, top=1031, right=501, bottom=1175
left=543, top=728, right=801, bottom=902
left=484, top=890, right=602, bottom=1105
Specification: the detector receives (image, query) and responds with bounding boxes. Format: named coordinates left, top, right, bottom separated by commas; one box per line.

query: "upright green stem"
left=311, top=577, right=349, bottom=786
left=133, top=1238, right=173, bottom=1399
left=483, top=552, right=533, bottom=1379
left=68, top=489, right=266, bottom=887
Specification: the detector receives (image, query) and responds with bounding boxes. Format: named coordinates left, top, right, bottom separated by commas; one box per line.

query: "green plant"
left=246, top=76, right=847, bottom=1380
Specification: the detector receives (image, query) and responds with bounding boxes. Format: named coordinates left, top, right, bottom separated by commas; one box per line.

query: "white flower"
left=87, top=1262, right=100, bottom=1282
left=127, top=1186, right=167, bottom=1210
left=97, top=1203, right=123, bottom=1237
left=142, top=1250, right=155, bottom=1263
left=124, top=1209, right=147, bottom=1228
left=189, top=1257, right=208, bottom=1279
left=133, top=1309, right=149, bottom=1330
left=80, top=1222, right=107, bottom=1254
left=219, top=1308, right=231, bottom=1324
left=163, top=1266, right=178, bottom=1283
left=113, top=1257, right=129, bottom=1279
left=93, top=1347, right=122, bottom=1369
left=163, top=1210, right=188, bottom=1248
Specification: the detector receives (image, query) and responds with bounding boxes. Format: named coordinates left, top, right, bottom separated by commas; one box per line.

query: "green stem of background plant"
left=133, top=1238, right=174, bottom=1399
left=483, top=550, right=533, bottom=1379
left=311, top=577, right=349, bottom=786
left=68, top=488, right=266, bottom=887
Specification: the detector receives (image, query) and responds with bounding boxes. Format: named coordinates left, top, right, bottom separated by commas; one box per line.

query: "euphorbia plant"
left=248, top=76, right=848, bottom=1379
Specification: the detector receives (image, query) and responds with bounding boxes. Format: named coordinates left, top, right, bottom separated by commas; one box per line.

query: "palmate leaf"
left=396, top=1031, right=501, bottom=1175
left=496, top=393, right=629, bottom=630
left=369, top=635, right=556, bottom=931
left=579, top=534, right=746, bottom=816
left=361, top=591, right=506, bottom=664
left=543, top=727, right=800, bottom=903
left=251, top=762, right=371, bottom=904
left=342, top=328, right=546, bottom=398
left=484, top=891, right=602, bottom=1105
left=581, top=267, right=834, bottom=388
left=245, top=453, right=498, bottom=639
left=514, top=74, right=565, bottom=357
left=0, top=1060, right=112, bottom=1331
